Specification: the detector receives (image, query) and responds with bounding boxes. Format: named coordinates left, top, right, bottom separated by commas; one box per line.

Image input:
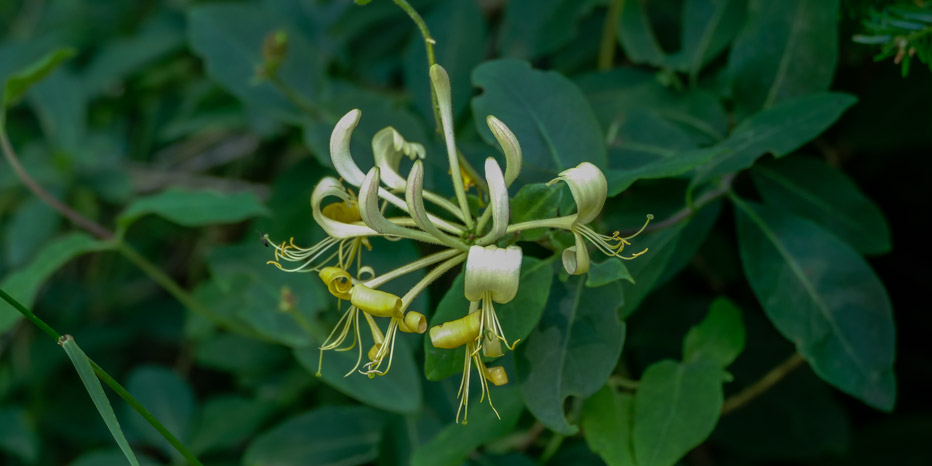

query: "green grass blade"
left=60, top=335, right=140, bottom=466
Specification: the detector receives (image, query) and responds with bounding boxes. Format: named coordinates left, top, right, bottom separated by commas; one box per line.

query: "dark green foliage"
left=0, top=1, right=923, bottom=466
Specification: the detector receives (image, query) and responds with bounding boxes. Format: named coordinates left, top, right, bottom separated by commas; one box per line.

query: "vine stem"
left=2, top=127, right=259, bottom=339
left=390, top=0, right=484, bottom=197
left=620, top=173, right=735, bottom=236
left=720, top=352, right=806, bottom=414
left=598, top=0, right=625, bottom=70
left=0, top=288, right=205, bottom=466
left=1, top=131, right=113, bottom=240
left=393, top=0, right=439, bottom=130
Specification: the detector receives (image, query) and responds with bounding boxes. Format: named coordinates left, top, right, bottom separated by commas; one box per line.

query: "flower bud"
left=484, top=366, right=508, bottom=386
left=464, top=245, right=522, bottom=303
left=486, top=116, right=522, bottom=187
left=429, top=311, right=482, bottom=349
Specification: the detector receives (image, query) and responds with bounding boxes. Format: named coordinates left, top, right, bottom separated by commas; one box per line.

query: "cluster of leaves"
left=0, top=0, right=923, bottom=465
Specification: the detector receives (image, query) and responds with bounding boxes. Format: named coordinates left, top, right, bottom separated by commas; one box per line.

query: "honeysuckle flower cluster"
left=266, top=64, right=650, bottom=423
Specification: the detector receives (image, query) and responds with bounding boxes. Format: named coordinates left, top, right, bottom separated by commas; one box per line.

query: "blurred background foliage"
left=0, top=0, right=929, bottom=465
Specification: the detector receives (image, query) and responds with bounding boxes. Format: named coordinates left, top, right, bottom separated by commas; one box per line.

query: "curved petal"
left=429, top=311, right=482, bottom=349
left=359, top=167, right=444, bottom=245
left=562, top=231, right=590, bottom=275
left=373, top=126, right=425, bottom=191
left=487, top=116, right=522, bottom=187
left=311, top=177, right=377, bottom=239
left=549, top=162, right=607, bottom=225
left=405, top=160, right=462, bottom=248
left=464, top=245, right=523, bottom=303
left=330, top=109, right=366, bottom=187
left=479, top=157, right=509, bottom=244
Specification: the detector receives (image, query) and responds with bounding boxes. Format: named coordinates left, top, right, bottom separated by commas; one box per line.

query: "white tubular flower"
left=330, top=110, right=366, bottom=187
left=551, top=162, right=607, bottom=225
left=545, top=162, right=651, bottom=275
left=373, top=126, right=425, bottom=191
left=312, top=177, right=376, bottom=239
left=357, top=166, right=447, bottom=246
left=406, top=160, right=463, bottom=249
left=486, top=116, right=522, bottom=187
left=464, top=245, right=521, bottom=304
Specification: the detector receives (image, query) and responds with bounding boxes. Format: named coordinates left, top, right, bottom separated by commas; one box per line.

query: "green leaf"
left=683, top=297, right=746, bottom=367
left=67, top=450, right=160, bottom=466
left=672, top=0, right=747, bottom=79
left=29, top=69, right=86, bottom=152
left=515, top=277, right=625, bottom=434
left=577, top=68, right=729, bottom=145
left=616, top=0, right=668, bottom=67
left=61, top=336, right=140, bottom=466
left=3, top=196, right=61, bottom=268
left=293, top=335, right=423, bottom=414
left=124, top=366, right=196, bottom=459
left=411, top=387, right=523, bottom=466
left=187, top=3, right=323, bottom=123
left=403, top=0, right=486, bottom=121
left=581, top=386, right=636, bottom=466
left=471, top=59, right=606, bottom=183
left=633, top=360, right=726, bottom=466
left=425, top=257, right=554, bottom=381
left=751, top=156, right=892, bottom=255
left=727, top=0, right=840, bottom=116
left=189, top=396, right=276, bottom=456
left=119, top=188, right=269, bottom=230
left=0, top=406, right=38, bottom=464
left=498, top=0, right=599, bottom=59
left=586, top=258, right=635, bottom=288
left=713, top=367, right=851, bottom=460
left=618, top=222, right=688, bottom=318
left=0, top=233, right=110, bottom=332
left=1, top=47, right=75, bottom=128
left=510, top=183, right=564, bottom=241
left=603, top=110, right=700, bottom=195
left=244, top=406, right=383, bottom=466
left=734, top=199, right=896, bottom=410
left=207, top=241, right=327, bottom=348
left=691, top=92, right=857, bottom=188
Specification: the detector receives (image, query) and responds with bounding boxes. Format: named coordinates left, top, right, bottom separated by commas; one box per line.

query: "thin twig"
left=598, top=0, right=625, bottom=70
left=393, top=0, right=440, bottom=132
left=721, top=352, right=806, bottom=415
left=620, top=173, right=734, bottom=236
left=1, top=131, right=114, bottom=240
